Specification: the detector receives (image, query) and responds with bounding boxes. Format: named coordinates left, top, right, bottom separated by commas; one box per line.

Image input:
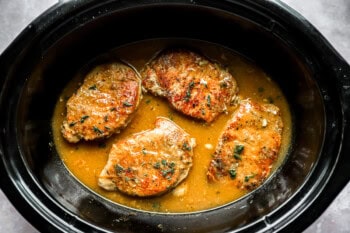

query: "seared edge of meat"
left=98, top=117, right=196, bottom=197
left=207, top=99, right=283, bottom=190
left=141, top=49, right=238, bottom=122
left=61, top=62, right=142, bottom=143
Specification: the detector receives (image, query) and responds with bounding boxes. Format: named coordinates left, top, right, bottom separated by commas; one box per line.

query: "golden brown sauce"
left=52, top=40, right=292, bottom=213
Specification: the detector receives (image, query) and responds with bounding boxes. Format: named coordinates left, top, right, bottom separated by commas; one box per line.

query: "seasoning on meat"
left=98, top=117, right=196, bottom=197
left=141, top=49, right=238, bottom=122
left=61, top=62, right=142, bottom=143
left=207, top=99, right=283, bottom=190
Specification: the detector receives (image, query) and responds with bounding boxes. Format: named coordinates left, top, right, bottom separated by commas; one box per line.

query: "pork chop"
left=98, top=117, right=196, bottom=197
left=141, top=49, right=238, bottom=122
left=61, top=62, right=142, bottom=143
left=207, top=99, right=283, bottom=190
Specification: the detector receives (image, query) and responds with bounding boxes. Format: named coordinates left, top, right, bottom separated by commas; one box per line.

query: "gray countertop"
left=0, top=0, right=349, bottom=232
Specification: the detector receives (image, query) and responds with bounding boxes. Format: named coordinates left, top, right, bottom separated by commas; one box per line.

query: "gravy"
left=52, top=39, right=292, bottom=213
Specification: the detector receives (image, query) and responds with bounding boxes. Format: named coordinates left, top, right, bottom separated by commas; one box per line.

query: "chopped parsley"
left=233, top=144, right=244, bottom=160
left=80, top=115, right=89, bottom=123
left=189, top=81, right=195, bottom=88
left=115, top=164, right=124, bottom=173
left=229, top=169, right=237, bottom=179
left=234, top=145, right=244, bottom=154
left=154, top=160, right=177, bottom=179
left=182, top=142, right=192, bottom=151
left=93, top=126, right=103, bottom=134
left=162, top=168, right=175, bottom=179
left=153, top=162, right=161, bottom=169
left=69, top=122, right=76, bottom=127
left=206, top=95, right=211, bottom=107
left=184, top=81, right=195, bottom=102
left=244, top=174, right=255, bottom=182
left=184, top=91, right=191, bottom=102
left=123, top=101, right=133, bottom=107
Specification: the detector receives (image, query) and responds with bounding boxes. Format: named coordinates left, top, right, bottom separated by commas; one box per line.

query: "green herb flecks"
left=69, top=122, right=77, bottom=127
left=233, top=144, right=244, bottom=160
left=206, top=95, right=211, bottom=107
left=123, top=101, right=133, bottom=107
left=234, top=145, right=244, bottom=154
left=93, top=126, right=103, bottom=134
left=244, top=174, right=256, bottom=182
left=161, top=159, right=167, bottom=166
left=153, top=162, right=161, bottom=169
left=162, top=161, right=175, bottom=179
left=184, top=81, right=195, bottom=102
left=162, top=168, right=175, bottom=179
left=229, top=169, right=237, bottom=179
left=115, top=164, right=124, bottom=173
left=80, top=115, right=89, bottom=123
left=182, top=142, right=192, bottom=151
left=154, top=159, right=177, bottom=180
left=142, top=148, right=147, bottom=155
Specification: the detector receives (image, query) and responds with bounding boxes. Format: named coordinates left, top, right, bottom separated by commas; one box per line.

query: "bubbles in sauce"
left=51, top=39, right=292, bottom=213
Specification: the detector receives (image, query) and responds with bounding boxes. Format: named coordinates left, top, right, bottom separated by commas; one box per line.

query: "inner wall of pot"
left=16, top=4, right=324, bottom=232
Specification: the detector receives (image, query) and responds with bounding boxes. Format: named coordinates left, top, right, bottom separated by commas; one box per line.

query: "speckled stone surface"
left=0, top=0, right=349, bottom=232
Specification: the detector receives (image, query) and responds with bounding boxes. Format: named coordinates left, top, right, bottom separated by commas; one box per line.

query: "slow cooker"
left=0, top=0, right=349, bottom=232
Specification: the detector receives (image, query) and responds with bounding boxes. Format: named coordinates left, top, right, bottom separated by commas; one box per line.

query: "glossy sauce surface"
left=52, top=40, right=292, bottom=213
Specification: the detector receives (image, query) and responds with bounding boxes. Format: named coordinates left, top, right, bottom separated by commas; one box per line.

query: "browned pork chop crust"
left=141, top=49, right=238, bottom=122
left=207, top=99, right=283, bottom=190
left=98, top=117, right=196, bottom=197
left=61, top=62, right=142, bottom=143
